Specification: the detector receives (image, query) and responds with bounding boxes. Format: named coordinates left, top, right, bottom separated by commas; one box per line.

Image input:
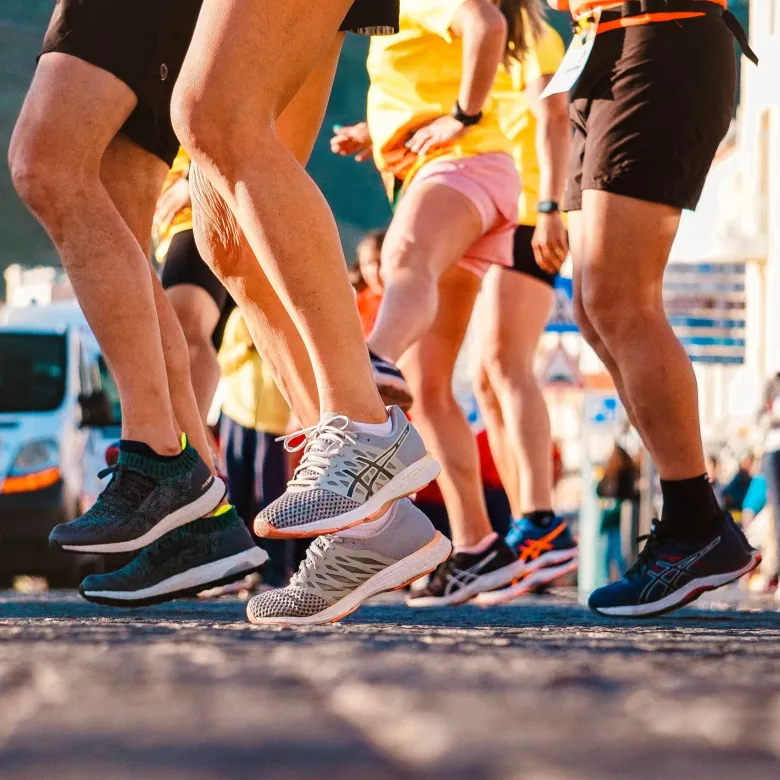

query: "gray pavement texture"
left=1, top=588, right=779, bottom=780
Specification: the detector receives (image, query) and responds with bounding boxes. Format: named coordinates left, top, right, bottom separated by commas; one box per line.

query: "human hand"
left=330, top=122, right=373, bottom=162
left=406, top=115, right=467, bottom=157
left=153, top=176, right=191, bottom=235
left=532, top=212, right=569, bottom=274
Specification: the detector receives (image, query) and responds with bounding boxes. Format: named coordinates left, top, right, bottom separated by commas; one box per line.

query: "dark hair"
left=603, top=444, right=636, bottom=485
left=500, top=0, right=545, bottom=64
left=358, top=228, right=386, bottom=253
left=350, top=229, right=387, bottom=292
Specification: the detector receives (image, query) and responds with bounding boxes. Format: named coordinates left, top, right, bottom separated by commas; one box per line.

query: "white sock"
left=350, top=413, right=393, bottom=437
left=455, top=532, right=498, bottom=556
left=338, top=504, right=397, bottom=539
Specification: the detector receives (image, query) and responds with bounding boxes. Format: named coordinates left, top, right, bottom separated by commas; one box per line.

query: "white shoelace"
left=290, top=535, right=338, bottom=588
left=277, top=415, right=357, bottom=490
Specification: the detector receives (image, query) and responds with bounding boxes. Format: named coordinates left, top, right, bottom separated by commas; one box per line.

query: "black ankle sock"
left=119, top=439, right=182, bottom=463
left=660, top=474, right=720, bottom=541
left=522, top=510, right=556, bottom=528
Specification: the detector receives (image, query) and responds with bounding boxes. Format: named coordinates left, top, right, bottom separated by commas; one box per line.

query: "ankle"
left=660, top=473, right=720, bottom=541
left=455, top=532, right=498, bottom=555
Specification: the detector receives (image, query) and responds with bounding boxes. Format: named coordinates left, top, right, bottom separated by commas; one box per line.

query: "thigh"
left=275, top=35, right=344, bottom=164
left=383, top=181, right=485, bottom=279
left=177, top=0, right=353, bottom=127
left=399, top=266, right=482, bottom=392
left=579, top=191, right=681, bottom=306
left=12, top=53, right=137, bottom=169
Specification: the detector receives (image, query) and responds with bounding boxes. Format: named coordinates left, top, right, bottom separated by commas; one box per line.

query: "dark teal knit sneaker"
left=50, top=439, right=225, bottom=554
left=79, top=506, right=268, bottom=607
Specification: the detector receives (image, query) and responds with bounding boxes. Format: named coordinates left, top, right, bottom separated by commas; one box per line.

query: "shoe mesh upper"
left=247, top=588, right=332, bottom=620
left=256, top=489, right=360, bottom=530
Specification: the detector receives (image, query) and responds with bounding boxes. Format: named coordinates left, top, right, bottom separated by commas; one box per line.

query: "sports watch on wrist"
left=537, top=201, right=560, bottom=214
left=451, top=101, right=483, bottom=126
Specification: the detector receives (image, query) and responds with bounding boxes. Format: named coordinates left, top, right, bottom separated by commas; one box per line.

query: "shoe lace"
left=95, top=465, right=157, bottom=509
left=626, top=519, right=671, bottom=580
left=290, top=535, right=339, bottom=588
left=278, top=416, right=357, bottom=489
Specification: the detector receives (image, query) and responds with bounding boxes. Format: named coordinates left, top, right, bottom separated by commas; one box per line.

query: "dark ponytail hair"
left=500, top=0, right=545, bottom=64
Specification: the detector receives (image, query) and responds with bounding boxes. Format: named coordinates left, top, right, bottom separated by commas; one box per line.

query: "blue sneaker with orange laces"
left=589, top=511, right=761, bottom=618
left=505, top=515, right=578, bottom=574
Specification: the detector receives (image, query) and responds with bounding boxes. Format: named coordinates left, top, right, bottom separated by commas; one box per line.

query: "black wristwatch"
left=451, top=101, right=483, bottom=126
left=537, top=200, right=560, bottom=214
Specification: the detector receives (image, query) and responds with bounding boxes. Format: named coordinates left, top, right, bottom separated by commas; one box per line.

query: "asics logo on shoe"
left=343, top=426, right=409, bottom=500
left=639, top=536, right=721, bottom=603
left=446, top=551, right=498, bottom=595
left=201, top=475, right=214, bottom=491
left=517, top=523, right=567, bottom=563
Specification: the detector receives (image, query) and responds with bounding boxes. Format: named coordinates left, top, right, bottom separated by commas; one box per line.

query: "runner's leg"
left=575, top=191, right=703, bottom=479
left=568, top=210, right=642, bottom=434
left=173, top=0, right=386, bottom=423
left=99, top=138, right=217, bottom=465
left=9, top=54, right=180, bottom=454
left=474, top=363, right=521, bottom=516
left=476, top=266, right=555, bottom=514
left=401, top=267, right=491, bottom=548
left=188, top=35, right=347, bottom=428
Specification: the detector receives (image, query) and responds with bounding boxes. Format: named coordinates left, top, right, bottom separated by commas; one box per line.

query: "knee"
left=479, top=340, right=535, bottom=397
left=573, top=291, right=602, bottom=351
left=380, top=240, right=437, bottom=290
left=410, top=373, right=457, bottom=419
left=8, top=124, right=75, bottom=223
left=168, top=294, right=214, bottom=353
left=172, top=82, right=273, bottom=180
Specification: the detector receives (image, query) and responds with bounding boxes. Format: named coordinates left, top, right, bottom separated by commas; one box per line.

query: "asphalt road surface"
left=1, top=588, right=779, bottom=780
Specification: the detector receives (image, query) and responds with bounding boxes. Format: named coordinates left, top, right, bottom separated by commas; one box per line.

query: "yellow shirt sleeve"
left=521, top=22, right=566, bottom=87
left=414, top=0, right=472, bottom=41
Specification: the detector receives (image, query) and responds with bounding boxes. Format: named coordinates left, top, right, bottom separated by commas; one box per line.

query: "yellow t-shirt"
left=492, top=21, right=565, bottom=226
left=153, top=146, right=193, bottom=264
left=218, top=309, right=290, bottom=436
left=367, top=0, right=512, bottom=192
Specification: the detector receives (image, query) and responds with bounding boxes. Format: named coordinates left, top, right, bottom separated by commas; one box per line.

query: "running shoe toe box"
left=588, top=578, right=643, bottom=611
left=254, top=489, right=361, bottom=535
left=247, top=587, right=331, bottom=621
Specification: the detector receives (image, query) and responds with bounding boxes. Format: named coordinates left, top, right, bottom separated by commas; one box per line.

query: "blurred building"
left=4, top=265, right=73, bottom=307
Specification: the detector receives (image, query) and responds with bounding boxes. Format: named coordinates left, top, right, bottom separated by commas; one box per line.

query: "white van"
left=0, top=303, right=117, bottom=584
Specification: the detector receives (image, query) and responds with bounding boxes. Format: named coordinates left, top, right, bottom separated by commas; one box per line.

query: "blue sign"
left=546, top=277, right=579, bottom=334
left=663, top=262, right=746, bottom=365
left=584, top=394, right=621, bottom=429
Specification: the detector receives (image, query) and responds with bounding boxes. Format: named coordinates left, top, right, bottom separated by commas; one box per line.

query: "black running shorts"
left=510, top=225, right=557, bottom=288
left=39, top=0, right=400, bottom=166
left=565, top=15, right=736, bottom=212
left=160, top=230, right=235, bottom=349
left=40, top=0, right=202, bottom=166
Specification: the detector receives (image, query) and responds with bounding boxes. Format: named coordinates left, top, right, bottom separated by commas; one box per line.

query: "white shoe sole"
left=591, top=551, right=762, bottom=617
left=61, top=478, right=227, bottom=554
left=405, top=556, right=530, bottom=608
left=474, top=555, right=580, bottom=607
left=255, top=454, right=441, bottom=539
left=81, top=545, right=268, bottom=606
left=246, top=532, right=452, bottom=625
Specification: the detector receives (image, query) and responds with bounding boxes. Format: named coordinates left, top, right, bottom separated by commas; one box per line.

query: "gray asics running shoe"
left=254, top=405, right=440, bottom=539
left=247, top=498, right=451, bottom=625
left=80, top=506, right=267, bottom=607
left=50, top=439, right=225, bottom=554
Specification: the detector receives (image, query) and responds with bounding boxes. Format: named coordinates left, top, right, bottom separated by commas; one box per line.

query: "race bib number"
left=540, top=8, right=601, bottom=99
